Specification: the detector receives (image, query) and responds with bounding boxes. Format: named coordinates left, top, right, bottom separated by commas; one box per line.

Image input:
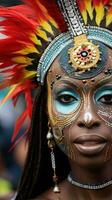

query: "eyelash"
left=95, top=86, right=112, bottom=105
left=97, top=94, right=112, bottom=105
left=56, top=94, right=78, bottom=104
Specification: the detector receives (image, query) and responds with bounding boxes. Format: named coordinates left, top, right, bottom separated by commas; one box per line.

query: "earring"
left=47, top=123, right=60, bottom=196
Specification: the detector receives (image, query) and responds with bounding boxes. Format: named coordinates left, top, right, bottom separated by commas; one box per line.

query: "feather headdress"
left=0, top=0, right=112, bottom=142
left=0, top=0, right=66, bottom=142
left=78, top=0, right=112, bottom=27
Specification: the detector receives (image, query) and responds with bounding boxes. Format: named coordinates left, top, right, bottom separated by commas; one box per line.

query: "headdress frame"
left=37, top=26, right=112, bottom=84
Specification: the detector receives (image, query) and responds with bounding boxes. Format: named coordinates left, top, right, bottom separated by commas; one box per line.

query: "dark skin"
left=36, top=48, right=112, bottom=200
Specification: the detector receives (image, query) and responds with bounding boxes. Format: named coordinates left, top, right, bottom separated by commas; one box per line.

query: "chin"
left=76, top=156, right=109, bottom=170
left=69, top=145, right=112, bottom=170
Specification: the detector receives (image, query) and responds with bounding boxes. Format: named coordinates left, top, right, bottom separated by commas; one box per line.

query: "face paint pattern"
left=51, top=79, right=83, bottom=128
left=54, top=88, right=81, bottom=114
left=94, top=80, right=112, bottom=127
left=48, top=78, right=112, bottom=160
left=47, top=44, right=112, bottom=160
left=47, top=78, right=84, bottom=148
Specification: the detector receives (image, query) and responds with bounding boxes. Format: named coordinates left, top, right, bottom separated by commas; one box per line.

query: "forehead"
left=47, top=42, right=112, bottom=88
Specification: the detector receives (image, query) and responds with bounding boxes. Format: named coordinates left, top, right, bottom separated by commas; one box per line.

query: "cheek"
left=104, top=135, right=112, bottom=162
left=49, top=95, right=83, bottom=132
left=96, top=112, right=112, bottom=164
left=57, top=124, right=80, bottom=162
left=52, top=124, right=79, bottom=161
left=96, top=106, right=112, bottom=127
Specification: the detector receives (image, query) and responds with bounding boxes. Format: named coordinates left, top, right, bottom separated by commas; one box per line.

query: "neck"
left=63, top=179, right=112, bottom=200
left=70, top=160, right=112, bottom=184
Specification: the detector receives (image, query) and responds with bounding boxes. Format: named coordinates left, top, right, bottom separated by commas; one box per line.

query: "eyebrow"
left=52, top=75, right=112, bottom=92
left=95, top=76, right=112, bottom=88
left=53, top=78, right=79, bottom=88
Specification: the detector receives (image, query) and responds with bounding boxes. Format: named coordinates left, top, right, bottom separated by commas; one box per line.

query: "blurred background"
left=0, top=1, right=29, bottom=198
left=0, top=0, right=22, bottom=6
left=0, top=90, right=28, bottom=197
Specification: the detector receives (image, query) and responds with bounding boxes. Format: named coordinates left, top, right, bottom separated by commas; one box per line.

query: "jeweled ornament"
left=68, top=34, right=100, bottom=72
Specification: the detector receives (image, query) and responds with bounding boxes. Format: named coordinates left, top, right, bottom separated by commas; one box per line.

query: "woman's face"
left=47, top=43, right=112, bottom=168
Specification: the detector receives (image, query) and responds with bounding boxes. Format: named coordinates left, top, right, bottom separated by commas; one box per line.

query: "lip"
left=74, top=135, right=107, bottom=155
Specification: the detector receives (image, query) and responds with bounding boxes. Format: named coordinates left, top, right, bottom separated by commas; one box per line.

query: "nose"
left=77, top=104, right=101, bottom=129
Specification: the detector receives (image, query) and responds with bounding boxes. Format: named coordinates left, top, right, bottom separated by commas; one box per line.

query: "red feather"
left=40, top=0, right=67, bottom=32
left=9, top=127, right=29, bottom=151
left=25, top=91, right=33, bottom=118
left=11, top=110, right=28, bottom=142
left=77, top=0, right=86, bottom=12
left=0, top=0, right=68, bottom=144
left=12, top=96, right=18, bottom=107
left=23, top=0, right=54, bottom=23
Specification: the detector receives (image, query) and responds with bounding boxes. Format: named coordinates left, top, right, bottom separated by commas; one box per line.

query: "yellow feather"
left=12, top=56, right=33, bottom=65
left=0, top=85, right=17, bottom=107
left=41, top=21, right=54, bottom=35
left=106, top=14, right=112, bottom=26
left=24, top=70, right=37, bottom=79
left=50, top=19, right=58, bottom=28
left=16, top=46, right=39, bottom=55
left=30, top=33, right=42, bottom=46
left=85, top=0, right=93, bottom=20
left=36, top=29, right=48, bottom=41
left=35, top=0, right=57, bottom=28
left=82, top=10, right=88, bottom=25
left=95, top=5, right=104, bottom=26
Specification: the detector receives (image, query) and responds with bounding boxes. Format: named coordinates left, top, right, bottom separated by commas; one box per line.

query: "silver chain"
left=51, top=149, right=56, bottom=171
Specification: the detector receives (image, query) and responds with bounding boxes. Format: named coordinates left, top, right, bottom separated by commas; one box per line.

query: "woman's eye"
left=57, top=94, right=77, bottom=104
left=98, top=94, right=112, bottom=105
left=54, top=90, right=80, bottom=114
left=95, top=86, right=112, bottom=106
